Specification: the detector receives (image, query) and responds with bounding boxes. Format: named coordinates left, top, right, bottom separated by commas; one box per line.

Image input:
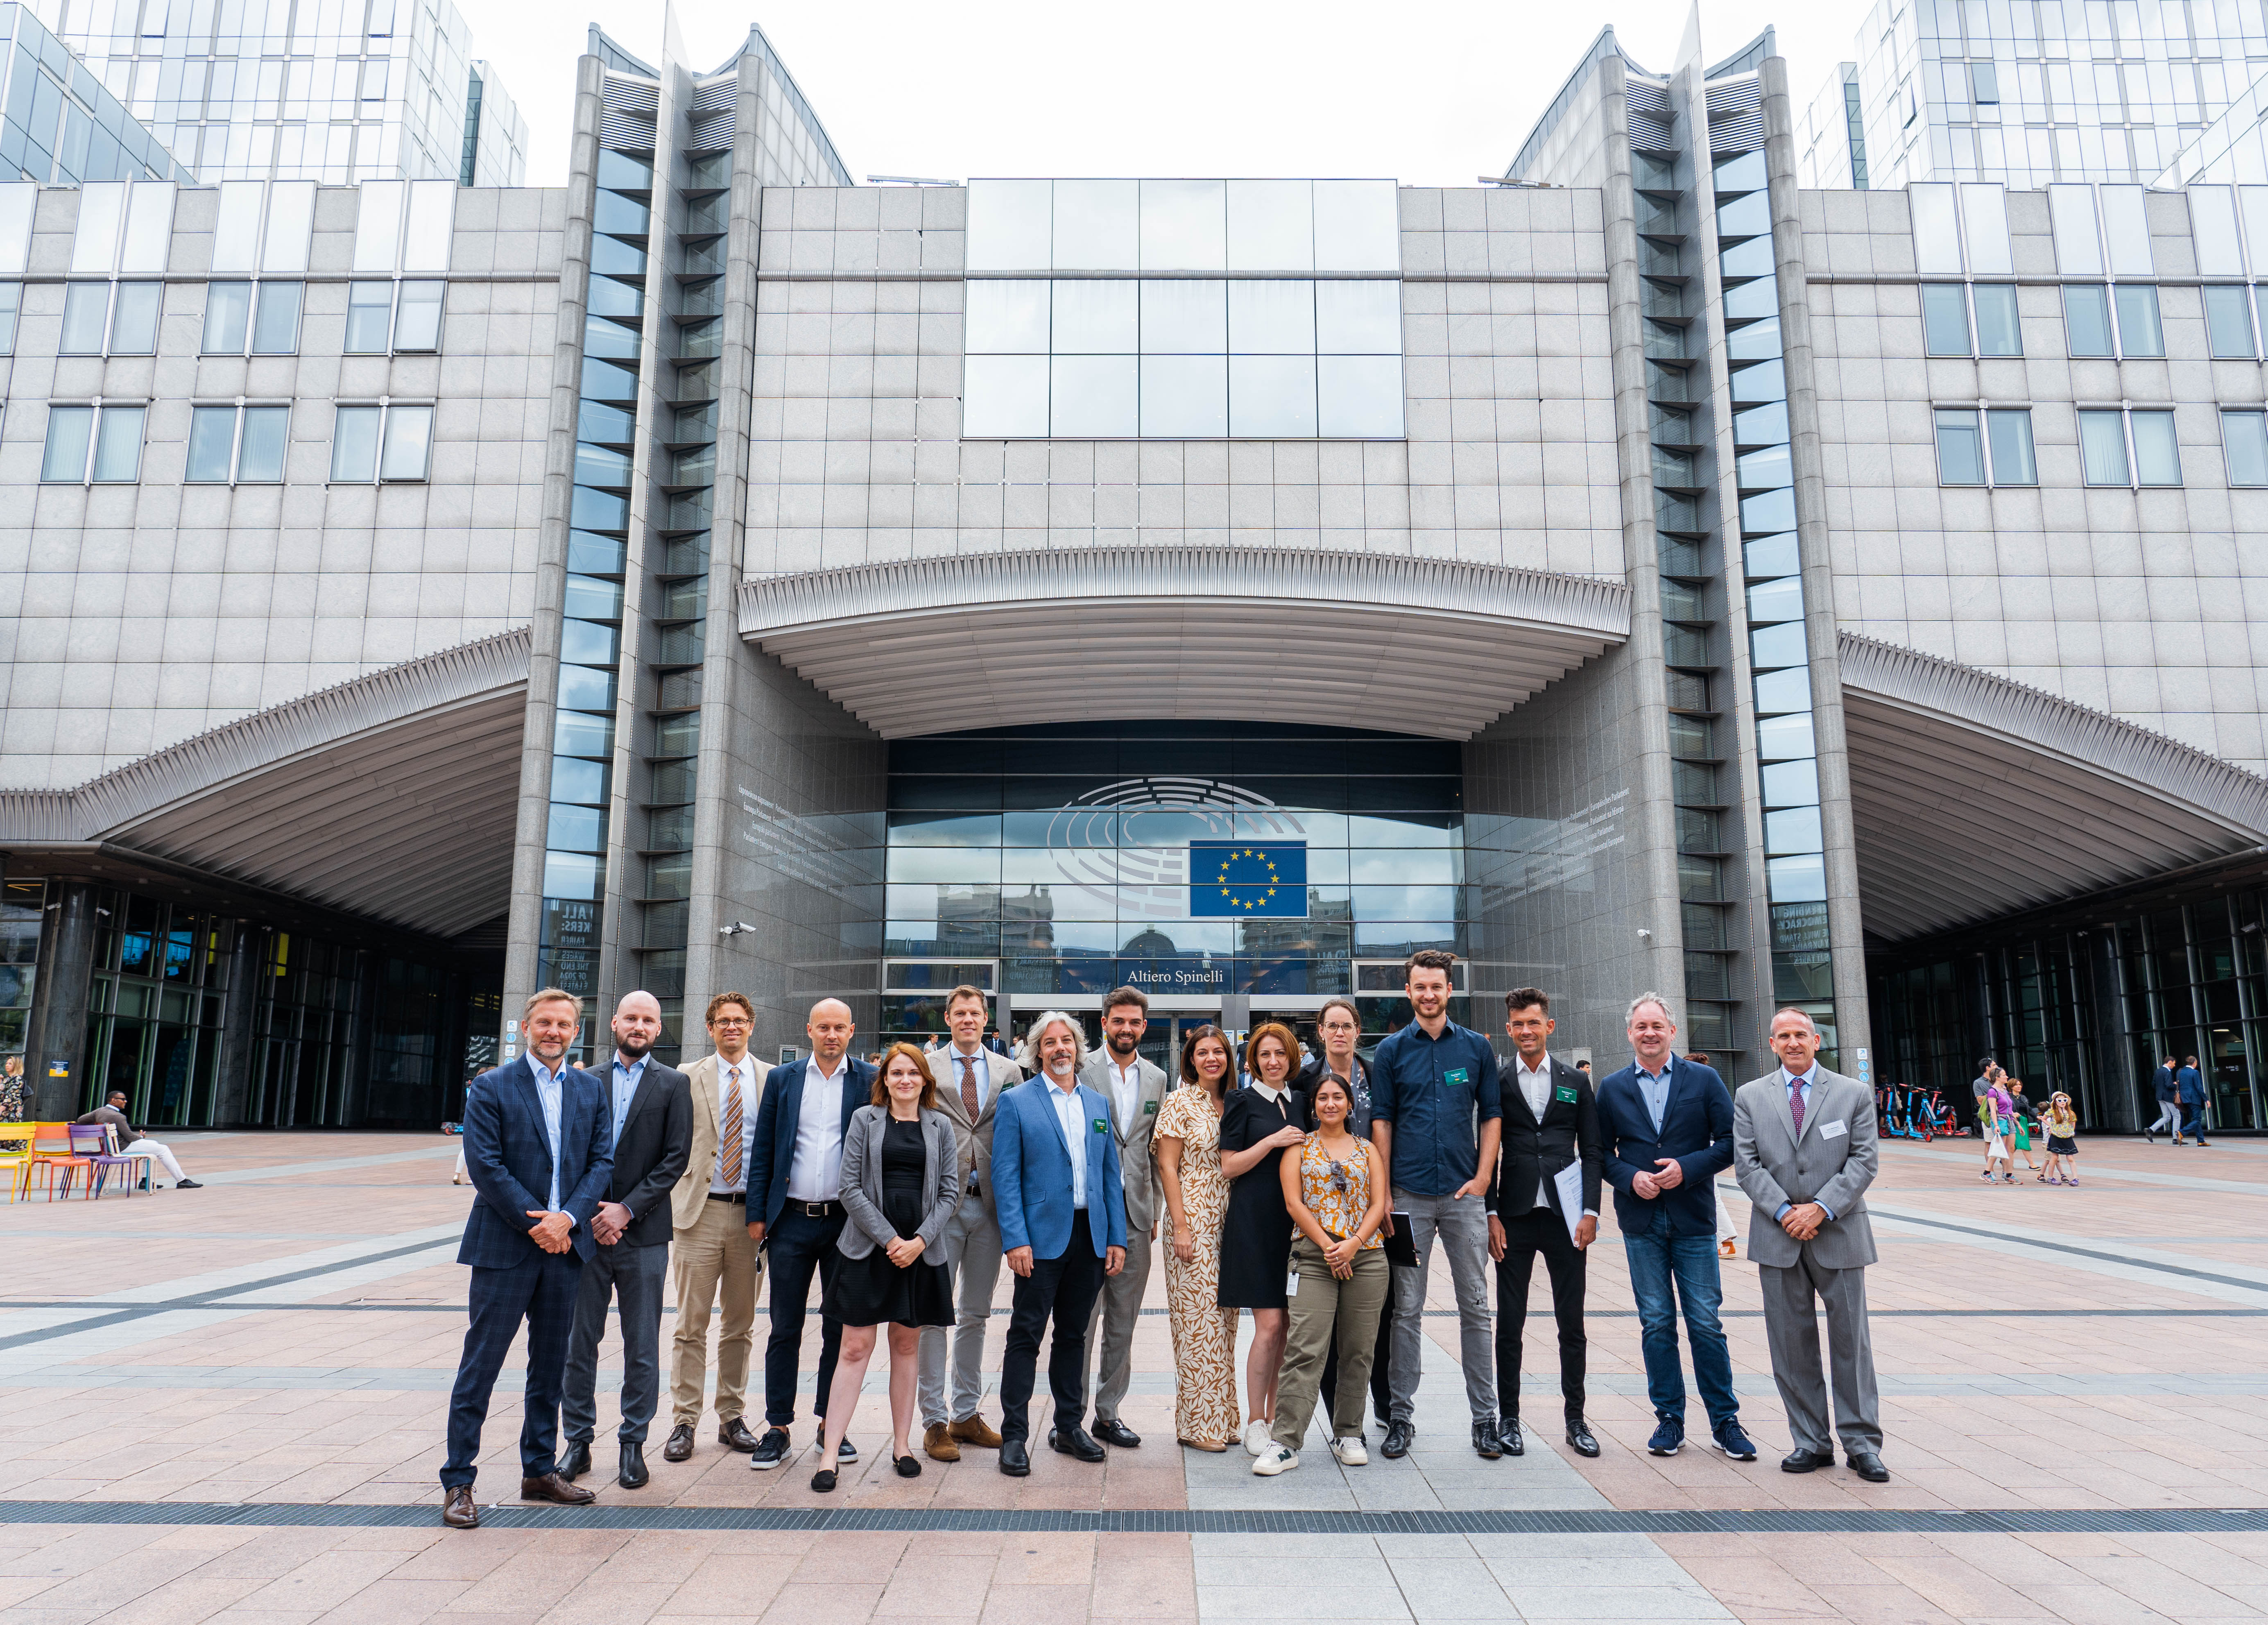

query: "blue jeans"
left=1622, top=1227, right=1738, bottom=1432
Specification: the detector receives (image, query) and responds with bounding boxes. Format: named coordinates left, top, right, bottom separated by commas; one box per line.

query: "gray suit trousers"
left=1759, top=1249, right=1881, bottom=1456
left=1082, top=1221, right=1153, bottom=1422
left=919, top=1181, right=1002, bottom=1426
left=561, top=1238, right=669, bottom=1446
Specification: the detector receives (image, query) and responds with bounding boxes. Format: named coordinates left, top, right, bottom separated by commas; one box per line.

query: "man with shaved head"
left=744, top=998, right=878, bottom=1471
left=560, top=991, right=693, bottom=1490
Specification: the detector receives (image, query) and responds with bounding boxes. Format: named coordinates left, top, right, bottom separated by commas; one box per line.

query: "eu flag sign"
left=1190, top=841, right=1308, bottom=917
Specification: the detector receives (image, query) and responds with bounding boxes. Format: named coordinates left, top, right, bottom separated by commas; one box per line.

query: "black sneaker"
left=749, top=1427, right=791, bottom=1470
left=1381, top=1420, right=1415, bottom=1459
left=836, top=1437, right=858, bottom=1464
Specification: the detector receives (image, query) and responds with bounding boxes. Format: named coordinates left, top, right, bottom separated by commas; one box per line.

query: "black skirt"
left=824, top=1119, right=954, bottom=1328
left=1215, top=1086, right=1304, bottom=1309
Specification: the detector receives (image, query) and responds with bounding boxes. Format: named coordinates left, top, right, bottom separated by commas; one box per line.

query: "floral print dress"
left=1154, top=1084, right=1239, bottom=1444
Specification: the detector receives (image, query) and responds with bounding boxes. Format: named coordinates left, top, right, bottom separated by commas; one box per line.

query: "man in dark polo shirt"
left=1369, top=948, right=1502, bottom=1461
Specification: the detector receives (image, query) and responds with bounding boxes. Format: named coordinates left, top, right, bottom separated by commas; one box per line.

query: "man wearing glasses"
left=663, top=992, right=767, bottom=1462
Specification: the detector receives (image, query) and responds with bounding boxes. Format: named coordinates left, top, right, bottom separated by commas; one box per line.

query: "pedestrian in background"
left=2005, top=1079, right=2042, bottom=1177
left=2042, top=1093, right=2080, bottom=1185
left=2146, top=1055, right=2183, bottom=1145
left=2178, top=1057, right=2211, bottom=1146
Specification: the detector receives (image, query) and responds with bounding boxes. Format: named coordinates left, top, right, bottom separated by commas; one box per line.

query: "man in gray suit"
left=919, top=985, right=1025, bottom=1461
left=1732, top=1007, right=1888, bottom=1484
left=1079, top=986, right=1168, bottom=1449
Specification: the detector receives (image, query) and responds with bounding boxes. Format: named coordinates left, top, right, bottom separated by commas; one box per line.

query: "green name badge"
left=1444, top=1067, right=1471, bottom=1088
left=1145, top=1099, right=1159, bottom=1114
left=1555, top=1083, right=1580, bottom=1105
left=1092, top=1117, right=1109, bottom=1133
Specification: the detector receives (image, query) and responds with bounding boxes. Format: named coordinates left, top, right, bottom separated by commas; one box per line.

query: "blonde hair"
left=523, top=987, right=582, bottom=1023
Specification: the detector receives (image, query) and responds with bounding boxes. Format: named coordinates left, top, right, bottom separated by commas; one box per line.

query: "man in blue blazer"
left=743, top=998, right=877, bottom=1471
left=989, top=1011, right=1126, bottom=1476
left=439, top=989, right=613, bottom=1529
left=1593, top=993, right=1756, bottom=1463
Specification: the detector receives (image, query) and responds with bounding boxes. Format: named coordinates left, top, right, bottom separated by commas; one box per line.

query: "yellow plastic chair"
left=0, top=1124, right=34, bottom=1202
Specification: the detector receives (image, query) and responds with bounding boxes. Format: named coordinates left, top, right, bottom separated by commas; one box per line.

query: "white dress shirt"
left=709, top=1054, right=755, bottom=1195
left=786, top=1054, right=849, bottom=1202
left=1510, top=1052, right=1554, bottom=1209
left=1106, top=1054, right=1143, bottom=1131
left=1045, top=1075, right=1087, bottom=1209
left=528, top=1056, right=570, bottom=1222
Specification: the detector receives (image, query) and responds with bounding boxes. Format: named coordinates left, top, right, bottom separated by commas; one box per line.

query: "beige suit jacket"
left=928, top=1044, right=1023, bottom=1195
left=670, top=1051, right=765, bottom=1230
left=1079, top=1052, right=1168, bottom=1233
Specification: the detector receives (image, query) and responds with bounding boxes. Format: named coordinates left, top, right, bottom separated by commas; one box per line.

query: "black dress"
left=1215, top=1085, right=1306, bottom=1309
left=824, top=1119, right=954, bottom=1328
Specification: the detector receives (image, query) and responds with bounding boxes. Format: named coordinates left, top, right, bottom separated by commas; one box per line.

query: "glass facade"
left=0, top=2, right=183, bottom=183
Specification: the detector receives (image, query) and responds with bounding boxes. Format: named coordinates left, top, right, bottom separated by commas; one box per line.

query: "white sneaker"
left=1243, top=1418, right=1270, bottom=1457
left=1330, top=1435, right=1368, bottom=1466
left=1252, top=1443, right=1298, bottom=1476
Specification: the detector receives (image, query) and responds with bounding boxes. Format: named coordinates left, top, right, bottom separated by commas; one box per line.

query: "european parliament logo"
left=1189, top=841, right=1308, bottom=918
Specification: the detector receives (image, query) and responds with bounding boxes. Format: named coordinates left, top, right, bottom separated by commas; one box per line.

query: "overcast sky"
left=464, top=0, right=1862, bottom=190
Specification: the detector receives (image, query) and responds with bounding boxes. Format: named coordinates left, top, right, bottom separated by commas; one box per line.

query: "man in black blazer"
left=745, top=997, right=877, bottom=1471
left=561, top=991, right=693, bottom=1490
left=1487, top=987, right=1603, bottom=1459
left=439, top=988, right=612, bottom=1529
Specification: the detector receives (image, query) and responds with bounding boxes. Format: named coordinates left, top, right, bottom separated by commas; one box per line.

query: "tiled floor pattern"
left=4, top=1128, right=2268, bottom=1621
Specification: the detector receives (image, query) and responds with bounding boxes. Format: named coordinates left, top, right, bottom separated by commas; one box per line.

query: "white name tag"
left=1820, top=1119, right=1847, bottom=1139
left=1286, top=1269, right=1300, bottom=1298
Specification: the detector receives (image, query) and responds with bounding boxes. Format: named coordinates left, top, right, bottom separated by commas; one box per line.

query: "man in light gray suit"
left=918, top=985, right=1025, bottom=1461
left=1078, top=986, right=1168, bottom=1449
left=1732, top=1007, right=1888, bottom=1484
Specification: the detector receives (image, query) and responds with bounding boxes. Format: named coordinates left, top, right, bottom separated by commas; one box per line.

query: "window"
left=2223, top=410, right=2268, bottom=486
left=1971, top=60, right=1999, bottom=102
left=1922, top=283, right=1971, bottom=355
left=2078, top=409, right=2130, bottom=484
left=59, top=282, right=163, bottom=356
left=2064, top=284, right=2113, bottom=356
left=330, top=402, right=433, bottom=481
left=1972, top=284, right=2021, bottom=356
left=345, top=281, right=392, bottom=352
left=1935, top=408, right=1985, bottom=484
left=394, top=281, right=444, bottom=351
left=2131, top=410, right=2181, bottom=485
left=109, top=283, right=160, bottom=354
left=2203, top=284, right=2256, bottom=360
left=41, top=403, right=145, bottom=483
left=1986, top=408, right=2037, bottom=485
left=251, top=282, right=301, bottom=355
left=2112, top=283, right=2162, bottom=356
left=203, top=283, right=251, bottom=354
left=186, top=404, right=288, bottom=483
left=60, top=285, right=109, bottom=354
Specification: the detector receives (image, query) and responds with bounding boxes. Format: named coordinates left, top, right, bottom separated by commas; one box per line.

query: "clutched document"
left=1553, top=1162, right=1585, bottom=1244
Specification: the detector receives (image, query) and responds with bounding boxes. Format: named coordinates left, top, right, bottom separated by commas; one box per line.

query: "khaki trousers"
left=1271, top=1236, right=1390, bottom=1450
left=670, top=1197, right=763, bottom=1429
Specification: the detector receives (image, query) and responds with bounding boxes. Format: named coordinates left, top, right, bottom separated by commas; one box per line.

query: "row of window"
left=1926, top=279, right=2268, bottom=365
left=1932, top=403, right=2268, bottom=488
left=35, top=401, right=434, bottom=485
left=4, top=278, right=444, bottom=360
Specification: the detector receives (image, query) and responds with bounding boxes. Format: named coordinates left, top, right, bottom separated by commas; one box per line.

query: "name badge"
left=1554, top=1084, right=1579, bottom=1105
left=1092, top=1117, right=1109, bottom=1134
left=1820, top=1119, right=1847, bottom=1139
left=1444, top=1067, right=1471, bottom=1088
left=1144, top=1100, right=1159, bottom=1115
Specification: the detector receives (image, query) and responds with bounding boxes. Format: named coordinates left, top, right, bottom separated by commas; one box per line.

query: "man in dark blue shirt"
left=1369, top=949, right=1503, bottom=1461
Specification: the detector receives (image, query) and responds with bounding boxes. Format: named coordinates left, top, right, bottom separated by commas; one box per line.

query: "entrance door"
left=1160, top=1012, right=1221, bottom=1081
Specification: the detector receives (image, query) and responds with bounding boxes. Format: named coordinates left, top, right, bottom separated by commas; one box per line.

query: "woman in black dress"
left=1216, top=1021, right=1308, bottom=1456
left=815, top=1043, right=960, bottom=1491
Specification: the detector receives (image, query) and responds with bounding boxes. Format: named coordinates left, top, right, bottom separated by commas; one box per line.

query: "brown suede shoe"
left=923, top=1421, right=961, bottom=1462
left=520, top=1471, right=596, bottom=1505
left=442, top=1486, right=479, bottom=1529
left=948, top=1414, right=1003, bottom=1449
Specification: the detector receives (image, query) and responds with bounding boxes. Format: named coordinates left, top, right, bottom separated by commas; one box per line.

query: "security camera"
left=1636, top=929, right=1653, bottom=941
left=718, top=921, right=758, bottom=937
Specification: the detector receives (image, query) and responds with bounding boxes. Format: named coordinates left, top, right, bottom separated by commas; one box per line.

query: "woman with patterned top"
left=1154, top=1025, right=1240, bottom=1451
left=1253, top=1071, right=1392, bottom=1476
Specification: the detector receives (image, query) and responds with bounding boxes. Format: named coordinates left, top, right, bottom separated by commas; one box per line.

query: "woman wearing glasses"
left=1252, top=1070, right=1391, bottom=1475
left=1154, top=1025, right=1240, bottom=1451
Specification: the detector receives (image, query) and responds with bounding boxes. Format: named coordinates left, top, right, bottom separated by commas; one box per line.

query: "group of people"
left=437, top=950, right=1893, bottom=1528
left=1969, top=1062, right=2082, bottom=1185
left=2146, top=1054, right=2214, bottom=1147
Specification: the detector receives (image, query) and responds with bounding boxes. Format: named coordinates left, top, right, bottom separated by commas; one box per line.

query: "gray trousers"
left=1082, top=1220, right=1154, bottom=1423
left=561, top=1238, right=668, bottom=1447
left=919, top=1181, right=1002, bottom=1426
left=1387, top=1191, right=1496, bottom=1426
left=1759, top=1250, right=1882, bottom=1457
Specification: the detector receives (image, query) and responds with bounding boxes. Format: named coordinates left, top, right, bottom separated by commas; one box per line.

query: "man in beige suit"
left=663, top=991, right=766, bottom=1463
left=919, top=984, right=1024, bottom=1460
left=1078, top=986, right=1168, bottom=1449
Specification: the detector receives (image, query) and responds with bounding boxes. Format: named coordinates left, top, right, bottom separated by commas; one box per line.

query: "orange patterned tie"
left=721, top=1065, right=743, bottom=1187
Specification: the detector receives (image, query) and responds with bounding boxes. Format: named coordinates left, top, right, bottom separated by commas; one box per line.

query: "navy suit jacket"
left=457, top=1054, right=613, bottom=1267
left=991, top=1076, right=1127, bottom=1259
left=1594, top=1056, right=1734, bottom=1239
left=747, top=1056, right=878, bottom=1231
left=2177, top=1065, right=2206, bottom=1104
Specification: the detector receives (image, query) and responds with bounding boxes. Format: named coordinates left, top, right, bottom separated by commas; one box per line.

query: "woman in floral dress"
left=1154, top=1023, right=1239, bottom=1450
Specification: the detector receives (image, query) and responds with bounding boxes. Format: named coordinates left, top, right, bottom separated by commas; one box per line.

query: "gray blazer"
left=1079, top=1051, right=1168, bottom=1233
left=1732, top=1064, right=1880, bottom=1271
left=835, top=1104, right=961, bottom=1260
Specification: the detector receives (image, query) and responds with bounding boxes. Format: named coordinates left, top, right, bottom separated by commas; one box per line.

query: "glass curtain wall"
left=1, top=878, right=42, bottom=1072
left=83, top=892, right=228, bottom=1125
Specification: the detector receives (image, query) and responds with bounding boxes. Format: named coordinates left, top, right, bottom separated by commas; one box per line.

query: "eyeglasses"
left=711, top=1018, right=752, bottom=1029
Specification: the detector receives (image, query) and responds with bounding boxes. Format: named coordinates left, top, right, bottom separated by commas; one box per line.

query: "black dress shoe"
left=558, top=1440, right=592, bottom=1481
left=663, top=1425, right=695, bottom=1462
left=1781, top=1448, right=1835, bottom=1473
left=749, top=1428, right=790, bottom=1470
left=1565, top=1419, right=1600, bottom=1458
left=718, top=1417, right=761, bottom=1453
left=1050, top=1426, right=1107, bottom=1462
left=618, top=1442, right=648, bottom=1489
left=1847, top=1451, right=1891, bottom=1482
left=999, top=1437, right=1031, bottom=1476
left=1381, top=1421, right=1414, bottom=1459
left=1499, top=1418, right=1524, bottom=1456
left=1093, top=1418, right=1142, bottom=1449
left=1472, top=1419, right=1503, bottom=1460
left=441, top=1486, right=478, bottom=1529
left=520, top=1471, right=595, bottom=1505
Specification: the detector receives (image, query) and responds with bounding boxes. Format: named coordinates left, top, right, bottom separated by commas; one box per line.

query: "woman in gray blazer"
left=814, top=1043, right=961, bottom=1490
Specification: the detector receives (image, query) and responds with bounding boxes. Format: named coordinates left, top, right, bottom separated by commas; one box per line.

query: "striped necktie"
left=721, top=1065, right=743, bottom=1187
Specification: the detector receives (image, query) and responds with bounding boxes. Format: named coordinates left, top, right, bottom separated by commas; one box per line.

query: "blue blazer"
left=2177, top=1065, right=2205, bottom=1104
left=747, top=1056, right=878, bottom=1231
left=1594, top=1056, right=1734, bottom=1239
left=991, top=1077, right=1127, bottom=1259
left=457, top=1054, right=612, bottom=1267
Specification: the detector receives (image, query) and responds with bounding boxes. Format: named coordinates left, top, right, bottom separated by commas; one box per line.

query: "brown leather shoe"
left=663, top=1424, right=695, bottom=1462
left=520, top=1471, right=596, bottom=1505
left=923, top=1421, right=961, bottom=1462
left=948, top=1414, right=1003, bottom=1449
left=442, top=1486, right=479, bottom=1529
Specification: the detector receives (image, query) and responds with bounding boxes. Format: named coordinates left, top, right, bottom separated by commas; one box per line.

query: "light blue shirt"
left=529, top=1056, right=567, bottom=1218
left=1634, top=1059, right=1673, bottom=1135
left=1044, top=1076, right=1087, bottom=1210
left=609, top=1053, right=645, bottom=1149
left=1774, top=1063, right=1834, bottom=1224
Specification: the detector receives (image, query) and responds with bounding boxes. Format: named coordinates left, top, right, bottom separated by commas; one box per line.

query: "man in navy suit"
left=744, top=998, right=877, bottom=1471
left=2178, top=1055, right=2211, bottom=1145
left=439, top=988, right=613, bottom=1529
left=990, top=1011, right=1127, bottom=1476
left=1593, top=992, right=1755, bottom=1463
